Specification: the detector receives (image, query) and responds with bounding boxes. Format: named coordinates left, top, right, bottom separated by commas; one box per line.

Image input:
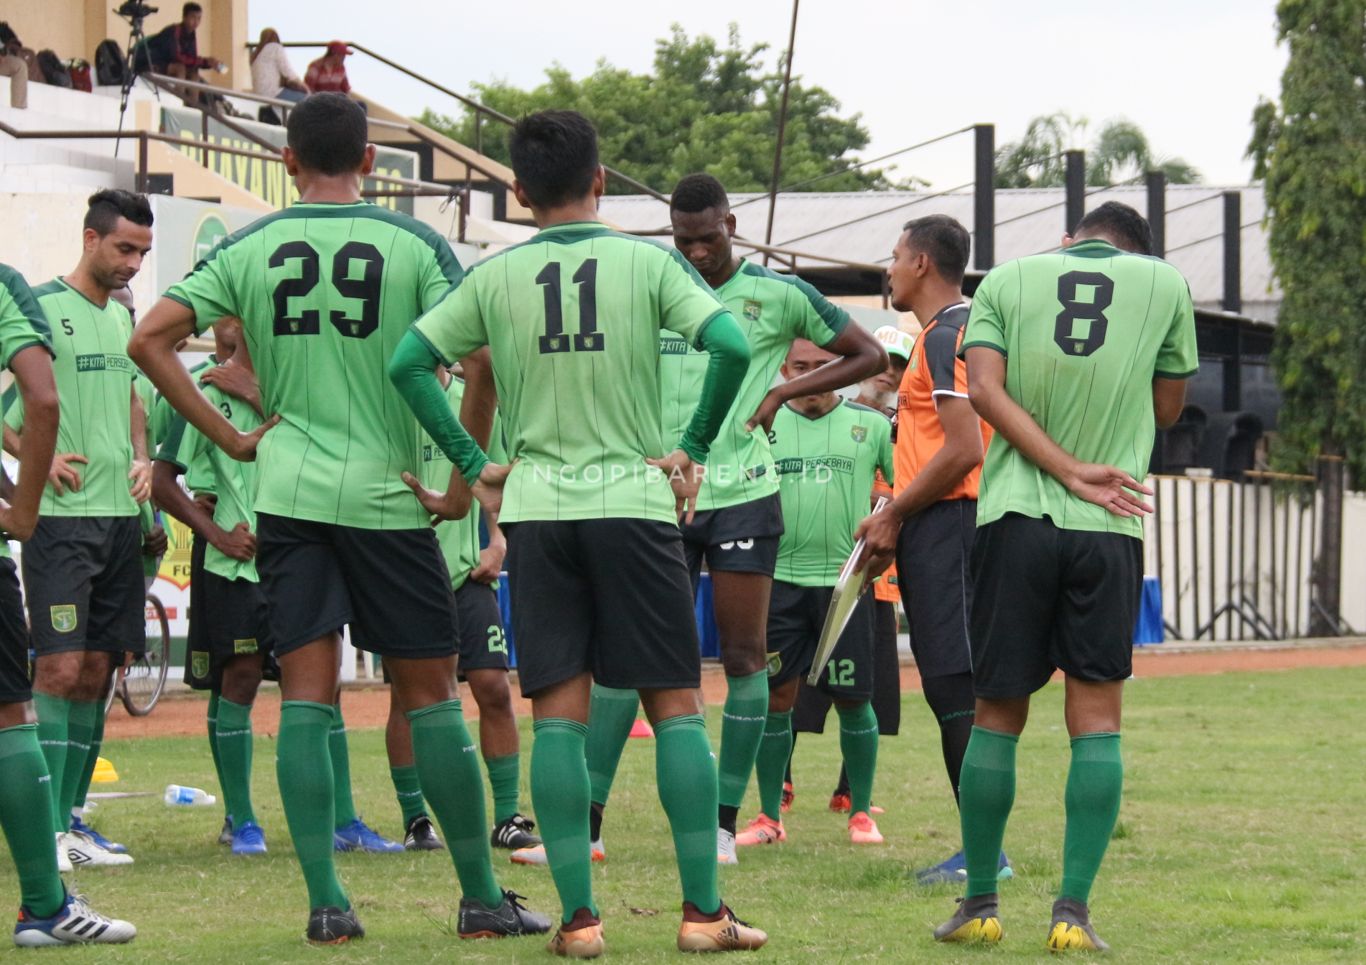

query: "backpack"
left=36, top=49, right=71, bottom=88
left=68, top=58, right=92, bottom=92
left=94, top=39, right=127, bottom=86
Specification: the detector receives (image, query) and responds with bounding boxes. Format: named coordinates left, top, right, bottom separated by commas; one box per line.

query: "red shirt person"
left=305, top=41, right=352, bottom=94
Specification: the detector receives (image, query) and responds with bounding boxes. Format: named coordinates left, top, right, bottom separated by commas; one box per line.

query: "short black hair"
left=183, top=2, right=202, bottom=15
left=286, top=93, right=367, bottom=176
left=902, top=214, right=970, bottom=285
left=84, top=190, right=153, bottom=235
left=1074, top=201, right=1153, bottom=255
left=670, top=173, right=729, bottom=215
left=509, top=110, right=599, bottom=209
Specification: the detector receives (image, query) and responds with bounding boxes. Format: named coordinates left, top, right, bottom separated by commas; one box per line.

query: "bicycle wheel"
left=103, top=664, right=123, bottom=715
left=120, top=593, right=171, bottom=716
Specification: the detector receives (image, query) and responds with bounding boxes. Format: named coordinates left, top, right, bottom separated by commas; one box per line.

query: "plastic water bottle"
left=163, top=784, right=216, bottom=807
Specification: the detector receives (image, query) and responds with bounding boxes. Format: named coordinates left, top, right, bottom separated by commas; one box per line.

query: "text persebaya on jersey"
left=75, top=353, right=134, bottom=373
left=776, top=455, right=855, bottom=476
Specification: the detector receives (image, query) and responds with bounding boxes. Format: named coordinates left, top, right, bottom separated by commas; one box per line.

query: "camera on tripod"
left=115, top=1, right=159, bottom=26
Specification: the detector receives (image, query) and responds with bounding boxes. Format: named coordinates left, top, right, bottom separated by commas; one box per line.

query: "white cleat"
left=55, top=834, right=72, bottom=874
left=60, top=831, right=133, bottom=867
left=14, top=892, right=137, bottom=946
left=717, top=828, right=738, bottom=866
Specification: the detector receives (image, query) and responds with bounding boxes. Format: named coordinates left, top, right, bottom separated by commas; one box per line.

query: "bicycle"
left=104, top=592, right=172, bottom=716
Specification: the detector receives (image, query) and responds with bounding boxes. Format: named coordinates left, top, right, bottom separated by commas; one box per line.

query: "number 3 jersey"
left=166, top=202, right=463, bottom=529
left=963, top=238, right=1198, bottom=538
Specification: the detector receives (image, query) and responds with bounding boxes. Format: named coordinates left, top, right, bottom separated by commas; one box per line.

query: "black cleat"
left=457, top=889, right=552, bottom=939
left=404, top=814, right=445, bottom=851
left=491, top=814, right=542, bottom=850
left=306, top=906, right=364, bottom=945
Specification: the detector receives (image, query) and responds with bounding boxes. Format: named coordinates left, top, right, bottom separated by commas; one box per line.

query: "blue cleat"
left=333, top=817, right=404, bottom=853
left=231, top=821, right=267, bottom=855
left=70, top=815, right=127, bottom=855
left=914, top=850, right=1013, bottom=886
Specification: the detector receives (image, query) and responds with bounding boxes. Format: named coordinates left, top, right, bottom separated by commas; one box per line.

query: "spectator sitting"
left=305, top=41, right=352, bottom=95
left=141, top=2, right=221, bottom=107
left=250, top=28, right=305, bottom=124
left=0, top=21, right=30, bottom=109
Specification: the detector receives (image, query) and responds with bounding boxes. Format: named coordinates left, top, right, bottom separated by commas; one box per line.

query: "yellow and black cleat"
left=1046, top=898, right=1109, bottom=952
left=933, top=896, right=1003, bottom=944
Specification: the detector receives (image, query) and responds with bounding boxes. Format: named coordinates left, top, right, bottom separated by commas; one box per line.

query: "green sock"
left=390, top=764, right=426, bottom=824
left=329, top=703, right=358, bottom=828
left=58, top=700, right=97, bottom=831
left=32, top=692, right=69, bottom=835
left=484, top=753, right=521, bottom=824
left=215, top=698, right=257, bottom=826
left=836, top=702, right=879, bottom=816
left=530, top=718, right=597, bottom=924
left=585, top=684, right=638, bottom=807
left=277, top=701, right=348, bottom=911
left=655, top=714, right=721, bottom=915
left=407, top=700, right=502, bottom=908
left=1060, top=733, right=1123, bottom=904
left=0, top=724, right=65, bottom=917
left=207, top=691, right=229, bottom=819
left=960, top=726, right=1019, bottom=898
left=755, top=709, right=792, bottom=818
left=71, top=700, right=105, bottom=815
left=718, top=670, right=768, bottom=809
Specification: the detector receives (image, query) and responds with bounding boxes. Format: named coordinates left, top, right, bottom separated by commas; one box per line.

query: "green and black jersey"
left=660, top=259, right=849, bottom=511
left=0, top=264, right=54, bottom=560
left=151, top=355, right=217, bottom=495
left=964, top=239, right=1199, bottom=538
left=3, top=278, right=136, bottom=518
left=413, top=221, right=730, bottom=525
left=770, top=400, right=893, bottom=587
left=166, top=202, right=463, bottom=529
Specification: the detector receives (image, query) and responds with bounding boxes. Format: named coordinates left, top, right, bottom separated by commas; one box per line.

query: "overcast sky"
left=248, top=0, right=1286, bottom=191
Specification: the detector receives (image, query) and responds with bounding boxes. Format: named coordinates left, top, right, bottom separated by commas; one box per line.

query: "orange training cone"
left=628, top=719, right=654, bottom=739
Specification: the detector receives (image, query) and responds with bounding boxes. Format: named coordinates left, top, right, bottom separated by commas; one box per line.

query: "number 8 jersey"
left=166, top=202, right=463, bottom=529
left=962, top=238, right=1198, bottom=538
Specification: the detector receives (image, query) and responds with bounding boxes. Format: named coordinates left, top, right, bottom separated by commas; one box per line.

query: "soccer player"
left=930, top=202, right=1196, bottom=950
left=854, top=215, right=1010, bottom=885
left=389, top=109, right=766, bottom=956
left=130, top=93, right=549, bottom=944
left=6, top=191, right=155, bottom=871
left=0, top=263, right=136, bottom=946
left=580, top=172, right=886, bottom=867
left=736, top=338, right=893, bottom=848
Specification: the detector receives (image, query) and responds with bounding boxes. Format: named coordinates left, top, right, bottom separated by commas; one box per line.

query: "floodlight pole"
left=763, top=0, right=800, bottom=265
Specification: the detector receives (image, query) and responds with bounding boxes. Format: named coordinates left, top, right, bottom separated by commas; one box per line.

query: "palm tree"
left=995, top=112, right=1200, bottom=187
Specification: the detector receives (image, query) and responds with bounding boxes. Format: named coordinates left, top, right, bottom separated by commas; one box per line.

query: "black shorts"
left=184, top=569, right=278, bottom=691
left=896, top=499, right=975, bottom=679
left=22, top=516, right=145, bottom=656
left=454, top=580, right=509, bottom=674
left=970, top=513, right=1143, bottom=699
left=792, top=600, right=901, bottom=733
left=185, top=534, right=208, bottom=658
left=0, top=558, right=32, bottom=704
left=681, top=492, right=784, bottom=581
left=255, top=514, right=457, bottom=660
left=504, top=518, right=701, bottom=697
left=765, top=580, right=874, bottom=700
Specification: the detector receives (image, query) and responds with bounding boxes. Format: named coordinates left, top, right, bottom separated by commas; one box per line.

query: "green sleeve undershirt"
left=388, top=332, right=490, bottom=484
left=678, top=310, right=751, bottom=464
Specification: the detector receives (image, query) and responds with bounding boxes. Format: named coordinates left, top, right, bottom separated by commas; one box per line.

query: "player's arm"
left=128, top=381, right=152, bottom=503
left=0, top=345, right=59, bottom=539
left=2, top=423, right=18, bottom=459
left=966, top=346, right=1152, bottom=518
left=128, top=298, right=276, bottom=462
left=199, top=358, right=264, bottom=418
left=1153, top=378, right=1187, bottom=429
left=468, top=507, right=506, bottom=585
left=458, top=347, right=496, bottom=450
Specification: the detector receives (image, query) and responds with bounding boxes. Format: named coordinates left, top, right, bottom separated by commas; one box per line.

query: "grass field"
left=1, top=666, right=1363, bottom=962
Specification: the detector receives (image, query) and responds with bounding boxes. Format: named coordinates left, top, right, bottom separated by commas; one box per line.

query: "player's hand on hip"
left=470, top=535, right=506, bottom=585
left=212, top=522, right=257, bottom=561
left=401, top=469, right=472, bottom=523
left=646, top=449, right=705, bottom=525
left=200, top=363, right=262, bottom=414
left=226, top=415, right=281, bottom=462
left=472, top=462, right=513, bottom=518
left=128, top=457, right=153, bottom=503
left=142, top=523, right=168, bottom=558
left=1065, top=462, right=1154, bottom=518
left=854, top=506, right=900, bottom=580
left=744, top=388, right=784, bottom=434
left=49, top=452, right=88, bottom=495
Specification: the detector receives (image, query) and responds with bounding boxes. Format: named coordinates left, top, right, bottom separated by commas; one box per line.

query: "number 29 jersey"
left=963, top=238, right=1198, bottom=538
left=166, top=202, right=464, bottom=530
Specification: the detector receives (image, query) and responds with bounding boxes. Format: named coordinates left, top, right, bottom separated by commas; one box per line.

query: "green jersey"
left=771, top=400, right=893, bottom=587
left=964, top=239, right=1199, bottom=538
left=151, top=356, right=218, bottom=494
left=660, top=259, right=849, bottom=511
left=166, top=202, right=463, bottom=529
left=157, top=383, right=262, bottom=581
left=417, top=377, right=506, bottom=591
left=0, top=265, right=54, bottom=559
left=4, top=278, right=137, bottom=518
left=413, top=221, right=729, bottom=525
left=133, top=374, right=159, bottom=577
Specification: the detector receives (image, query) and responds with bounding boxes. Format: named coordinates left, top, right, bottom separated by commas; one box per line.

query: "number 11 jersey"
left=166, top=202, right=463, bottom=529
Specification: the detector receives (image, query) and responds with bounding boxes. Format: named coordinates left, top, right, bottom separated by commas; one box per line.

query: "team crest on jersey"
left=765, top=651, right=782, bottom=677
left=49, top=605, right=77, bottom=633
left=233, top=638, right=259, bottom=655
left=850, top=425, right=867, bottom=443
left=192, top=650, right=210, bottom=679
left=742, top=299, right=762, bottom=321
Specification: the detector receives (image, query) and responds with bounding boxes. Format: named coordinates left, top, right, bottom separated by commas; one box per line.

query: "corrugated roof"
left=599, top=184, right=1278, bottom=324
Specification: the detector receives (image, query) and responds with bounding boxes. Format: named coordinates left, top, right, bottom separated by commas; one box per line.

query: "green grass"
left=2, top=667, right=1364, bottom=962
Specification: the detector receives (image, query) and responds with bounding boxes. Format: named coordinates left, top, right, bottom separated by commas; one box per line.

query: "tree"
left=418, top=25, right=900, bottom=195
left=994, top=112, right=1201, bottom=188
left=1247, top=0, right=1366, bottom=484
